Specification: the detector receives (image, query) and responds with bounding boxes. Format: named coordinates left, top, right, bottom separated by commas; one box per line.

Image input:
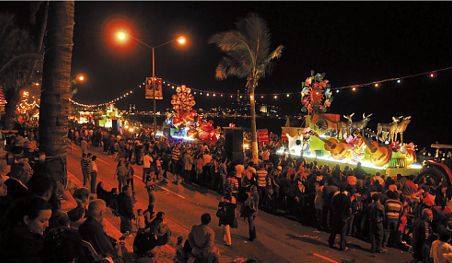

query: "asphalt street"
left=67, top=143, right=412, bottom=263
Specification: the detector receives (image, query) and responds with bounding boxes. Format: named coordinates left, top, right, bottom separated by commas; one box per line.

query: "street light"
left=114, top=30, right=187, bottom=134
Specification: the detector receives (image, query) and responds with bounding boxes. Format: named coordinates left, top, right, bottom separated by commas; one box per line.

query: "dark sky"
left=1, top=1, right=451, bottom=146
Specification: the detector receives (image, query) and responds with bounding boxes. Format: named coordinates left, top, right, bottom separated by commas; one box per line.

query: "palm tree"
left=0, top=3, right=48, bottom=130
left=0, top=13, right=37, bottom=129
left=39, top=1, right=75, bottom=185
left=209, top=13, right=283, bottom=164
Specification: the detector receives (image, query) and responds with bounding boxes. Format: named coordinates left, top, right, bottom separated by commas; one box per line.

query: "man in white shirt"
left=142, top=152, right=153, bottom=183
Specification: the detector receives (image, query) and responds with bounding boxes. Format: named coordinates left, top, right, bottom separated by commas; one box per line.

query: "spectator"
left=369, top=194, right=386, bottom=253
left=218, top=192, right=237, bottom=246
left=429, top=226, right=452, bottom=263
left=384, top=190, right=403, bottom=248
left=1, top=197, right=52, bottom=262
left=117, top=185, right=134, bottom=237
left=79, top=199, right=119, bottom=260
left=241, top=186, right=259, bottom=241
left=188, top=213, right=219, bottom=263
left=328, top=184, right=351, bottom=251
left=413, top=208, right=434, bottom=262
left=90, top=155, right=98, bottom=194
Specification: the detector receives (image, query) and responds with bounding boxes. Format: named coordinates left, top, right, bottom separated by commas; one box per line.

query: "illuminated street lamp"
left=114, top=30, right=187, bottom=133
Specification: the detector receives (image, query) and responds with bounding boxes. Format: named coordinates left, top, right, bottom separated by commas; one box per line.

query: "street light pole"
left=114, top=31, right=187, bottom=137
left=152, top=47, right=157, bottom=135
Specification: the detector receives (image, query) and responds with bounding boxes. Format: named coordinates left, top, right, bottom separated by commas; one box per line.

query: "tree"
left=0, top=2, right=49, bottom=130
left=0, top=13, right=37, bottom=129
left=209, top=13, right=283, bottom=164
left=39, top=1, right=75, bottom=185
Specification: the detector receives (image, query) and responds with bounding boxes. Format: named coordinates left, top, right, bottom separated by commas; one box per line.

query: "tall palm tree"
left=209, top=13, right=283, bottom=164
left=39, top=1, right=74, bottom=185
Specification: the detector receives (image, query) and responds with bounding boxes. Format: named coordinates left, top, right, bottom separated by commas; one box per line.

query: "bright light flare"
left=176, top=36, right=187, bottom=45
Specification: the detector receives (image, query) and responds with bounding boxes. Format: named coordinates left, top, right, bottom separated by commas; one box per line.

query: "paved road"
left=67, top=143, right=412, bottom=263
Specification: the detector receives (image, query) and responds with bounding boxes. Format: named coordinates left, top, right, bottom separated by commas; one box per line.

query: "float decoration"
left=301, top=70, right=333, bottom=114
left=167, top=85, right=220, bottom=142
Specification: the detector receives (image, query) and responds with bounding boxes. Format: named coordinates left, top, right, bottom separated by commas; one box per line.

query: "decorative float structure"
left=279, top=71, right=422, bottom=176
left=166, top=85, right=220, bottom=143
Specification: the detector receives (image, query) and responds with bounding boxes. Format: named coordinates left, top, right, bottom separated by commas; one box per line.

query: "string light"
left=70, top=66, right=451, bottom=108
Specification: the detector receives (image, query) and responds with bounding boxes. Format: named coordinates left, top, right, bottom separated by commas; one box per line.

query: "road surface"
left=67, top=143, right=412, bottom=263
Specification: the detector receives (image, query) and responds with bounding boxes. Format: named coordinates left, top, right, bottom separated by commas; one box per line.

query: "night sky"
left=1, top=1, right=451, bottom=147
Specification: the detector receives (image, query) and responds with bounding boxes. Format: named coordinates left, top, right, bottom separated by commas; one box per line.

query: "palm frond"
left=265, top=45, right=284, bottom=64
left=237, top=13, right=271, bottom=65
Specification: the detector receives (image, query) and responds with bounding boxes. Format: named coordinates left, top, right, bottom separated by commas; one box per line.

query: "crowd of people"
left=1, top=120, right=452, bottom=263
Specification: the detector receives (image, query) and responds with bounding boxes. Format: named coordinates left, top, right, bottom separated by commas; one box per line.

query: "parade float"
left=278, top=71, right=422, bottom=176
left=97, top=104, right=123, bottom=131
left=166, top=85, right=220, bottom=143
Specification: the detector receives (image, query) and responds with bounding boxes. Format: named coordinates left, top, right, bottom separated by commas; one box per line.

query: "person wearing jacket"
left=117, top=185, right=134, bottom=236
left=218, top=192, right=237, bottom=246
left=328, top=184, right=351, bottom=251
left=241, top=186, right=259, bottom=241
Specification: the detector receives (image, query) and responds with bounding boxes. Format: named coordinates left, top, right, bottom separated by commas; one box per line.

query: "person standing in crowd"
left=219, top=157, right=228, bottom=195
left=171, top=145, right=182, bottom=184
left=201, top=150, right=212, bottom=187
left=83, top=153, right=92, bottom=188
left=126, top=161, right=135, bottom=194
left=241, top=186, right=259, bottom=241
left=80, top=137, right=88, bottom=156
left=413, top=208, right=434, bottom=262
left=328, top=185, right=351, bottom=251
left=183, top=149, right=194, bottom=183
left=384, top=190, right=403, bottom=248
left=117, top=185, right=134, bottom=238
left=116, top=160, right=128, bottom=192
left=195, top=153, right=204, bottom=185
left=79, top=199, right=119, bottom=260
left=90, top=155, right=98, bottom=194
left=256, top=163, right=268, bottom=209
left=369, top=194, right=386, bottom=253
left=217, top=192, right=237, bottom=247
left=188, top=213, right=219, bottom=263
left=142, top=152, right=153, bottom=183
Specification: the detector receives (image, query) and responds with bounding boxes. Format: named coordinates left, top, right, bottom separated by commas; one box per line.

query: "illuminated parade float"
left=165, top=85, right=220, bottom=143
left=278, top=71, right=422, bottom=176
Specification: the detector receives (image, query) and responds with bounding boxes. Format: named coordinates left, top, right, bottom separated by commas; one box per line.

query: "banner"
left=257, top=129, right=269, bottom=143
left=145, top=77, right=163, bottom=100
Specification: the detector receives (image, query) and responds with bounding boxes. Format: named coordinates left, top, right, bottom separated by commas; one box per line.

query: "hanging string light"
left=70, top=66, right=451, bottom=108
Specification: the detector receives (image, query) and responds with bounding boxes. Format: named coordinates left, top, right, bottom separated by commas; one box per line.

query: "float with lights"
left=165, top=85, right=220, bottom=144
left=278, top=71, right=422, bottom=176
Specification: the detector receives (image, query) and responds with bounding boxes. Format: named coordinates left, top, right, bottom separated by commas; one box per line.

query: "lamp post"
left=115, top=31, right=187, bottom=134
